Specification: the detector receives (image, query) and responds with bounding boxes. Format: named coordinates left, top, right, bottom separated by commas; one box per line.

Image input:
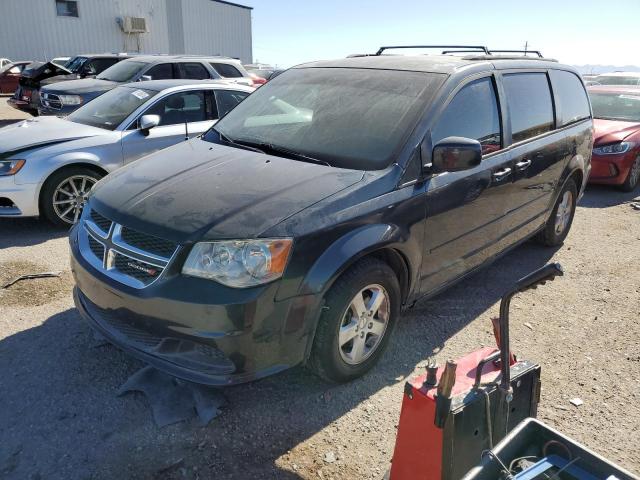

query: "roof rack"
left=375, top=45, right=490, bottom=56
left=489, top=49, right=544, bottom=58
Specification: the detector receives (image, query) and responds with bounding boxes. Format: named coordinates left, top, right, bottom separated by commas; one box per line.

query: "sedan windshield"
left=590, top=92, right=640, bottom=122
left=67, top=86, right=157, bottom=130
left=207, top=67, right=444, bottom=170
left=97, top=61, right=147, bottom=82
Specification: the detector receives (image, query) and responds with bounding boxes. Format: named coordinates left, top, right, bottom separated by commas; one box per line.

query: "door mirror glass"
left=140, top=75, right=152, bottom=82
left=432, top=136, right=482, bottom=173
left=139, top=114, right=160, bottom=135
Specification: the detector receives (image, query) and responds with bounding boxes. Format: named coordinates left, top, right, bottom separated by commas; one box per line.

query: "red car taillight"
left=250, top=74, right=267, bottom=86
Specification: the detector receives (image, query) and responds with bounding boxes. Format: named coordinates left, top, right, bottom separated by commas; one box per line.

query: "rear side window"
left=144, top=91, right=207, bottom=126
left=215, top=90, right=249, bottom=118
left=503, top=73, right=554, bottom=142
left=550, top=70, right=591, bottom=126
left=178, top=63, right=210, bottom=80
left=145, top=63, right=174, bottom=80
left=210, top=63, right=243, bottom=78
left=432, top=77, right=502, bottom=155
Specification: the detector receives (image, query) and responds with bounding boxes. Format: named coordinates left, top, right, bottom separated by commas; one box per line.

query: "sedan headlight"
left=58, top=95, right=83, bottom=106
left=0, top=159, right=25, bottom=176
left=182, top=238, right=293, bottom=288
left=593, top=142, right=632, bottom=155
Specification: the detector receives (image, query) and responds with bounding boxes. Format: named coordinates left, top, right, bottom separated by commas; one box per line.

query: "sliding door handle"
left=492, top=167, right=512, bottom=182
left=515, top=159, right=532, bottom=171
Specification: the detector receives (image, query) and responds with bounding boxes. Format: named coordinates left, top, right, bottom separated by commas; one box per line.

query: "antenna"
left=183, top=105, right=189, bottom=141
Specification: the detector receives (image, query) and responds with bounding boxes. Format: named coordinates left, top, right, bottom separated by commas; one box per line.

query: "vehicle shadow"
left=579, top=184, right=639, bottom=208
left=0, top=241, right=559, bottom=480
left=0, top=217, right=68, bottom=248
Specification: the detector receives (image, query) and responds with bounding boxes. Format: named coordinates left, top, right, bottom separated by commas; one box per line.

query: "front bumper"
left=69, top=223, right=316, bottom=385
left=588, top=151, right=637, bottom=185
left=0, top=175, right=39, bottom=217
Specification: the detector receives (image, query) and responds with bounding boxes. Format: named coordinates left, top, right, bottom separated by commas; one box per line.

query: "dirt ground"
left=0, top=100, right=639, bottom=479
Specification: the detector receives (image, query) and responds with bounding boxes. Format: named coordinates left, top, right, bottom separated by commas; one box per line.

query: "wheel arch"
left=37, top=162, right=109, bottom=214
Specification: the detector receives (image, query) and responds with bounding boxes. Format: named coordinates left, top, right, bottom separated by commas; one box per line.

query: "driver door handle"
left=515, top=159, right=532, bottom=171
left=492, top=167, right=512, bottom=182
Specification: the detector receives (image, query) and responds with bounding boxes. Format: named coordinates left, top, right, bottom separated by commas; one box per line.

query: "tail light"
left=249, top=74, right=267, bottom=86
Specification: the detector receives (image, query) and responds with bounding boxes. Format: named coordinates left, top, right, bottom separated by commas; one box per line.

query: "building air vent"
left=121, top=16, right=148, bottom=33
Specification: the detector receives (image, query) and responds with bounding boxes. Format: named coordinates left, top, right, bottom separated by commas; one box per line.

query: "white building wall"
left=0, top=0, right=252, bottom=63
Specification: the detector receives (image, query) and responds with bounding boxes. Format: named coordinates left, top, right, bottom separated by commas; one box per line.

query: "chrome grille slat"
left=78, top=208, right=179, bottom=289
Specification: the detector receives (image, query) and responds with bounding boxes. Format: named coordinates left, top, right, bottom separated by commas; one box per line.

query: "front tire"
left=536, top=178, right=577, bottom=247
left=308, top=258, right=401, bottom=383
left=619, top=155, right=640, bottom=192
left=40, top=167, right=103, bottom=227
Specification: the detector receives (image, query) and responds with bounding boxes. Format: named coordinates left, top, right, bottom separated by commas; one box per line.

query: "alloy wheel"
left=52, top=175, right=97, bottom=225
left=338, top=284, right=390, bottom=365
left=554, top=190, right=573, bottom=235
left=628, top=156, right=640, bottom=188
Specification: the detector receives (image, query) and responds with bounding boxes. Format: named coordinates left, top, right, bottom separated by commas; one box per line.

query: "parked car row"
left=0, top=45, right=637, bottom=386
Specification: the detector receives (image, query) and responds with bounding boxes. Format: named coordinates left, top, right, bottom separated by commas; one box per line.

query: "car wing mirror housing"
left=431, top=136, right=482, bottom=173
left=139, top=114, right=160, bottom=136
left=139, top=75, right=152, bottom=82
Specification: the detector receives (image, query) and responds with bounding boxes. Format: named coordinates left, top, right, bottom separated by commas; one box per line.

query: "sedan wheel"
left=338, top=284, right=390, bottom=365
left=621, top=155, right=640, bottom=192
left=52, top=175, right=98, bottom=224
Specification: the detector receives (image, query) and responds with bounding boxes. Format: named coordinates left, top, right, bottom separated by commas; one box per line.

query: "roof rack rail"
left=375, top=45, right=490, bottom=56
left=489, top=49, right=544, bottom=58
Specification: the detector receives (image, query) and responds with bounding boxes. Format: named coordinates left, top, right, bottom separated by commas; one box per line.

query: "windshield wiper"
left=235, top=139, right=331, bottom=166
left=214, top=129, right=265, bottom=154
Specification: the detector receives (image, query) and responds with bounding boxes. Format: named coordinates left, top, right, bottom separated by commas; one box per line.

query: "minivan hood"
left=41, top=78, right=117, bottom=95
left=0, top=116, right=107, bottom=156
left=593, top=118, right=640, bottom=145
left=90, top=139, right=364, bottom=241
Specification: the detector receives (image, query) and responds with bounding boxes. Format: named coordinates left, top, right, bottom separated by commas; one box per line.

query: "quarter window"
left=503, top=73, right=554, bottom=142
left=550, top=70, right=591, bottom=126
left=432, top=77, right=502, bottom=155
left=55, top=0, right=78, bottom=17
left=143, top=91, right=207, bottom=126
left=210, top=63, right=243, bottom=78
left=178, top=63, right=210, bottom=80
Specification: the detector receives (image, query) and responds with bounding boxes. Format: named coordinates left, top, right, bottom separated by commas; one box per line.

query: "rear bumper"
left=0, top=176, right=39, bottom=217
left=588, top=151, right=637, bottom=185
left=7, top=97, right=35, bottom=113
left=69, top=223, right=316, bottom=385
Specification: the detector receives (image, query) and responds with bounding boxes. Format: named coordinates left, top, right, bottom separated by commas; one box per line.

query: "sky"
left=240, top=0, right=640, bottom=70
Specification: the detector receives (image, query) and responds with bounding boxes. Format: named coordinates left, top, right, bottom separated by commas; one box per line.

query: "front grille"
left=90, top=209, right=112, bottom=234
left=121, top=227, right=178, bottom=259
left=79, top=211, right=179, bottom=289
left=113, top=253, right=161, bottom=285
left=88, top=235, right=104, bottom=262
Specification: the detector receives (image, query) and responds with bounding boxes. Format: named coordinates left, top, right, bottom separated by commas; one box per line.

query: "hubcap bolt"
left=368, top=322, right=373, bottom=329
left=360, top=332, right=364, bottom=338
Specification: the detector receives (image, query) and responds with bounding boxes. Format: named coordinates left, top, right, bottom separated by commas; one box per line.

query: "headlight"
left=182, top=238, right=293, bottom=288
left=0, top=159, right=25, bottom=176
left=58, top=95, right=83, bottom=106
left=593, top=142, right=632, bottom=155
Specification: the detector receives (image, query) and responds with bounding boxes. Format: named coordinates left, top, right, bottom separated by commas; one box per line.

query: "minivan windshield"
left=207, top=67, right=444, bottom=169
left=97, top=60, right=147, bottom=82
left=590, top=91, right=640, bottom=122
left=67, top=86, right=157, bottom=130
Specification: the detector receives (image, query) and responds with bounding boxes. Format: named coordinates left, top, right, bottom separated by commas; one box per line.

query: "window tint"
left=432, top=77, right=502, bottom=155
left=550, top=70, right=590, bottom=126
left=503, top=73, right=554, bottom=142
left=145, top=63, right=174, bottom=80
left=178, top=63, right=210, bottom=80
left=144, top=91, right=206, bottom=126
left=210, top=63, right=243, bottom=78
left=215, top=90, right=249, bottom=118
left=84, top=58, right=118, bottom=75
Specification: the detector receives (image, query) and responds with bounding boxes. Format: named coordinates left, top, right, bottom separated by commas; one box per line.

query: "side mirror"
left=432, top=136, right=482, bottom=173
left=139, top=75, right=152, bottom=82
left=139, top=114, right=160, bottom=136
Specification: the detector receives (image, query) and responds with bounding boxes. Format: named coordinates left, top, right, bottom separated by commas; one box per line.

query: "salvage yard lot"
left=0, top=100, right=639, bottom=479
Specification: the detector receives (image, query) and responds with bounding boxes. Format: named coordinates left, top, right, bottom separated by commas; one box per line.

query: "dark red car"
left=0, top=61, right=31, bottom=94
left=588, top=85, right=640, bottom=191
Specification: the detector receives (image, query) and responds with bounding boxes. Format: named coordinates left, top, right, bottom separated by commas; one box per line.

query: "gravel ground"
left=0, top=101, right=639, bottom=479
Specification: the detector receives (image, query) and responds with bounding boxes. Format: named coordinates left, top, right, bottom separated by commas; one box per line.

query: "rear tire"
left=40, top=167, right=103, bottom=227
left=619, top=155, right=640, bottom=192
left=308, top=258, right=401, bottom=383
left=536, top=178, right=577, bottom=247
